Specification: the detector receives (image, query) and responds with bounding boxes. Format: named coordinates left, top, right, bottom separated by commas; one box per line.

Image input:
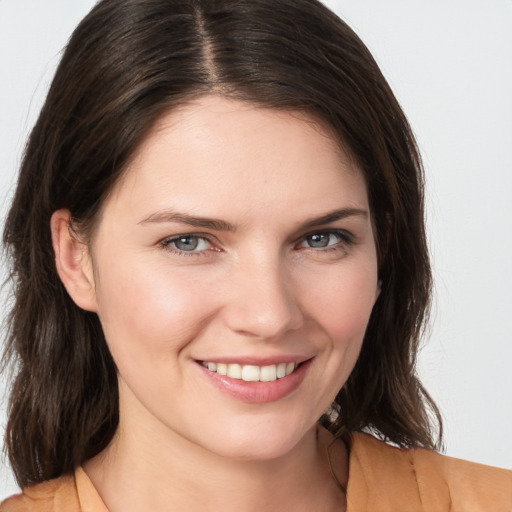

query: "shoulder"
left=347, top=432, right=512, bottom=512
left=0, top=474, right=79, bottom=512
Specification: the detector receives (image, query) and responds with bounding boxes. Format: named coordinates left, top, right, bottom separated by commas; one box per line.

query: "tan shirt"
left=2, top=433, right=511, bottom=511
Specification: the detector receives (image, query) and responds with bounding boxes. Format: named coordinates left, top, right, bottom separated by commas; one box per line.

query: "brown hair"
left=2, top=0, right=442, bottom=488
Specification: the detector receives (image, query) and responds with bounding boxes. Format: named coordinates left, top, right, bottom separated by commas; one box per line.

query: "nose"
left=221, top=256, right=304, bottom=340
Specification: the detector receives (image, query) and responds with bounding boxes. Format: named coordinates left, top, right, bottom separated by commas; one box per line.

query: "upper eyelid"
left=158, top=234, right=217, bottom=257
left=158, top=229, right=354, bottom=252
left=296, top=228, right=354, bottom=242
left=159, top=232, right=215, bottom=245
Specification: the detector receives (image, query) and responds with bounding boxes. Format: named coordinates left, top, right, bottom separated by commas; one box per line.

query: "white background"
left=1, top=0, right=511, bottom=496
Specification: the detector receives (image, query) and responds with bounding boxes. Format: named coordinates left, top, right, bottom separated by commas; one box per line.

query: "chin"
left=188, top=417, right=315, bottom=462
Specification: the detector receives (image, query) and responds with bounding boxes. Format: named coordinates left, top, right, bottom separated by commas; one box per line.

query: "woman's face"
left=87, top=95, right=379, bottom=460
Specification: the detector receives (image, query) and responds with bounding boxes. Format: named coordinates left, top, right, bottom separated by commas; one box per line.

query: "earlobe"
left=50, top=209, right=98, bottom=312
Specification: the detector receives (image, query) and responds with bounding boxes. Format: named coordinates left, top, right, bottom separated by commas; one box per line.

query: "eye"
left=161, top=234, right=213, bottom=253
left=298, top=231, right=352, bottom=249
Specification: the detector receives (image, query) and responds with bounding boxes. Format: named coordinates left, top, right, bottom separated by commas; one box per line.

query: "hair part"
left=2, top=0, right=442, bottom=487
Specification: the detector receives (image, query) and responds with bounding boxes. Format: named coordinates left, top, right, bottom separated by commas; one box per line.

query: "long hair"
left=2, top=0, right=441, bottom=487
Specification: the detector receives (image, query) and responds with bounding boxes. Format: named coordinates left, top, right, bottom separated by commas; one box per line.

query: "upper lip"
left=196, top=355, right=314, bottom=366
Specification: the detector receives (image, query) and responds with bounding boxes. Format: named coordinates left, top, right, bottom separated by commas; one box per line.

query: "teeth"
left=227, top=363, right=242, bottom=379
left=242, top=365, right=260, bottom=382
left=202, top=361, right=298, bottom=382
left=260, top=365, right=277, bottom=382
left=216, top=363, right=228, bottom=376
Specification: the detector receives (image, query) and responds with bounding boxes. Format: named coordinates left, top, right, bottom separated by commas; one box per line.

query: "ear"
left=50, top=209, right=98, bottom=312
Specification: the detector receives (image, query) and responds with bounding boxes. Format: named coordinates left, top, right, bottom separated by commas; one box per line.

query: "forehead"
left=105, top=95, right=368, bottom=221
left=134, top=96, right=353, bottom=165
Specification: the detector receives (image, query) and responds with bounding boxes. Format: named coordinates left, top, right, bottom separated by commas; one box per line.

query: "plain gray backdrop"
left=1, top=0, right=511, bottom=496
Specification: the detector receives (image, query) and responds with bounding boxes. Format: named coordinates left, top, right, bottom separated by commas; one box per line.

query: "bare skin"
left=53, top=96, right=378, bottom=511
left=84, top=422, right=348, bottom=512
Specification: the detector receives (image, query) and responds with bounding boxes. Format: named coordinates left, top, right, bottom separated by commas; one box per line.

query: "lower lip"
left=197, top=360, right=312, bottom=404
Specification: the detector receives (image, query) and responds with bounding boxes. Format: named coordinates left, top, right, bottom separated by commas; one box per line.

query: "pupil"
left=308, top=233, right=329, bottom=248
left=176, top=236, right=198, bottom=251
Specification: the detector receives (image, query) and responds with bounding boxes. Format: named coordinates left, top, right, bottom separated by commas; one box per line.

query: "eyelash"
left=297, top=230, right=354, bottom=252
left=159, top=230, right=354, bottom=257
left=159, top=234, right=218, bottom=257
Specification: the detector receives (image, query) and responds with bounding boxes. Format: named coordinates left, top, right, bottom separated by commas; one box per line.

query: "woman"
left=1, top=0, right=510, bottom=510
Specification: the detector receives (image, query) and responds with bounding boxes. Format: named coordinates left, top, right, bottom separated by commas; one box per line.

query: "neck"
left=84, top=394, right=348, bottom=512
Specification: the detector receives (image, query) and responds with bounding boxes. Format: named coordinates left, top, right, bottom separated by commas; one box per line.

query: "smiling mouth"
left=200, top=361, right=299, bottom=382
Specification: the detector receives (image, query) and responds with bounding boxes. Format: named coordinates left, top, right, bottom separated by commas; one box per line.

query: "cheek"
left=94, top=259, right=216, bottom=365
left=302, top=262, right=378, bottom=345
left=292, top=263, right=378, bottom=416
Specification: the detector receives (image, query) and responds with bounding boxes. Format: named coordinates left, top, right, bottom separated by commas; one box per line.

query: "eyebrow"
left=139, top=210, right=237, bottom=232
left=138, top=207, right=368, bottom=232
left=300, top=207, right=368, bottom=229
